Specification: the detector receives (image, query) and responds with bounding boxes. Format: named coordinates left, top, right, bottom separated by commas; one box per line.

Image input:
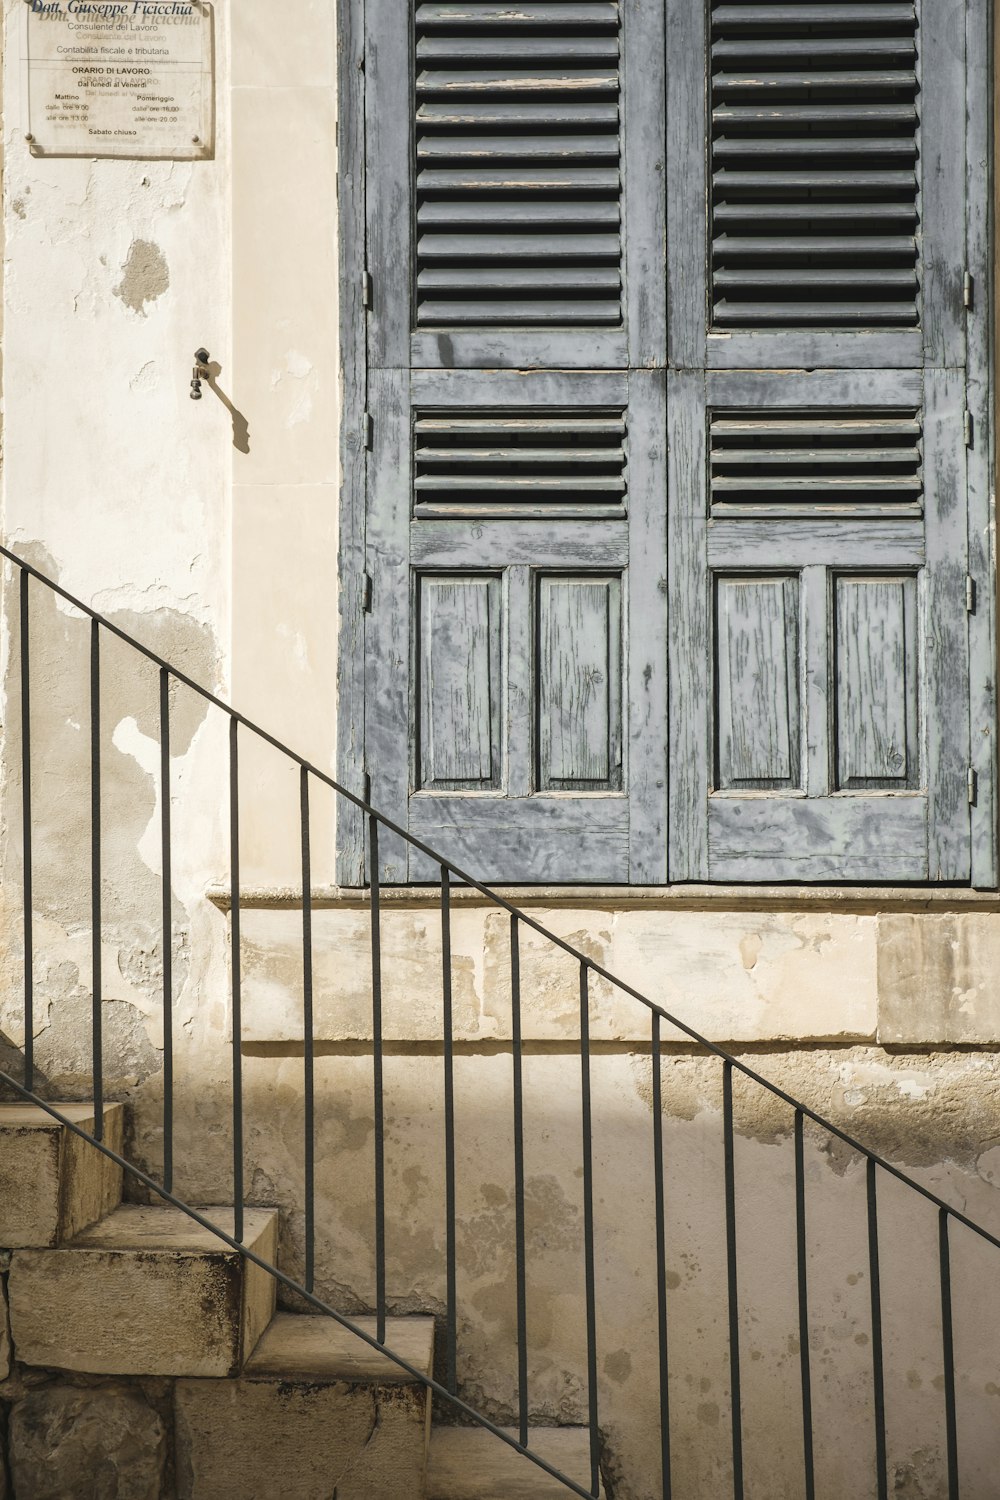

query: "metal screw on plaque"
left=24, top=133, right=33, bottom=143
left=192, top=136, right=200, bottom=144
left=190, top=348, right=211, bottom=401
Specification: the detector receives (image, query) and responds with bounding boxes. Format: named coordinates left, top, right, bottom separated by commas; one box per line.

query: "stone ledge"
left=208, top=883, right=1000, bottom=913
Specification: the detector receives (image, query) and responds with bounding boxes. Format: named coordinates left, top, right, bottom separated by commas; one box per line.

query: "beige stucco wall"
left=1, top=3, right=1000, bottom=1497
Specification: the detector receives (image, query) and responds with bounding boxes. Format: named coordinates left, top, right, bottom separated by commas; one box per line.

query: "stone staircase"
left=0, top=1104, right=603, bottom=1499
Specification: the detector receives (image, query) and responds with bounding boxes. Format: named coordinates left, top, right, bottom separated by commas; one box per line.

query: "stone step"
left=0, top=1103, right=124, bottom=1248
left=8, top=1203, right=277, bottom=1377
left=427, top=1426, right=606, bottom=1500
left=175, top=1313, right=435, bottom=1500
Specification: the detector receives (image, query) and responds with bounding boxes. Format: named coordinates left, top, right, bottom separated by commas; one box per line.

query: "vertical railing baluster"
left=867, top=1158, right=888, bottom=1500
left=939, top=1208, right=960, bottom=1499
left=159, top=669, right=173, bottom=1193
left=229, top=718, right=244, bottom=1243
left=301, top=768, right=315, bottom=1293
left=441, top=866, right=458, bottom=1392
left=511, top=914, right=529, bottom=1448
left=723, top=1061, right=743, bottom=1500
left=651, top=1013, right=672, bottom=1499
left=794, top=1110, right=815, bottom=1500
left=19, top=571, right=33, bottom=1092
left=369, top=815, right=386, bottom=1342
left=579, top=961, right=600, bottom=1497
left=90, top=620, right=103, bottom=1141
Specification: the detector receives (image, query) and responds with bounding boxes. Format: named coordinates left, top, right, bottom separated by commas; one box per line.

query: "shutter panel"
left=667, top=0, right=965, bottom=370
left=414, top=1, right=624, bottom=330
left=710, top=0, right=920, bottom=331
left=668, top=369, right=976, bottom=882
left=368, top=0, right=665, bottom=369
left=366, top=371, right=668, bottom=884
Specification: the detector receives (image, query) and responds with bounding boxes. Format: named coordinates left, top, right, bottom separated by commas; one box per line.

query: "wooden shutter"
left=360, top=0, right=669, bottom=883
left=668, top=369, right=981, bottom=881
left=366, top=370, right=668, bottom=883
left=663, top=0, right=995, bottom=885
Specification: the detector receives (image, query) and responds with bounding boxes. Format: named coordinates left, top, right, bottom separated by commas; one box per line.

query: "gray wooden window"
left=339, top=0, right=995, bottom=886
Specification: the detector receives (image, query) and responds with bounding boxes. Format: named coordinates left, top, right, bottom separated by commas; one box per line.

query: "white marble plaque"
left=22, top=1, right=214, bottom=159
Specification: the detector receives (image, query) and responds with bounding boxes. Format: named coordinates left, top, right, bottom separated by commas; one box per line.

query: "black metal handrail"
left=3, top=540, right=998, bottom=1500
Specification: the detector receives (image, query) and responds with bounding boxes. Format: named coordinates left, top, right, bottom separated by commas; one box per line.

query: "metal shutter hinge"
left=362, top=269, right=373, bottom=309
left=966, top=575, right=977, bottom=614
left=362, top=770, right=372, bottom=805
left=364, top=412, right=374, bottom=450
left=964, top=410, right=974, bottom=448
left=968, top=767, right=978, bottom=806
left=964, top=271, right=974, bottom=310
left=362, top=571, right=373, bottom=614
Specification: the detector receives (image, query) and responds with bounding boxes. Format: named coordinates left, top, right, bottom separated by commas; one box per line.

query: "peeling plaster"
left=114, top=240, right=170, bottom=316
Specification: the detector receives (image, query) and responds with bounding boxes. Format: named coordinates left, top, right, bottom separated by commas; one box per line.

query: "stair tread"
left=68, top=1203, right=278, bottom=1252
left=427, top=1426, right=605, bottom=1499
left=244, top=1312, right=435, bottom=1384
left=0, top=1102, right=121, bottom=1128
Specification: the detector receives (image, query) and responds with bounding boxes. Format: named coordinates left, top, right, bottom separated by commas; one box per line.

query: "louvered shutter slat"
left=715, top=235, right=915, bottom=256
left=418, top=267, right=622, bottom=290
left=417, top=134, right=619, bottom=158
left=418, top=234, right=620, bottom=259
left=418, top=103, right=619, bottom=123
left=713, top=105, right=917, bottom=123
left=714, top=203, right=917, bottom=222
left=713, top=37, right=915, bottom=58
left=418, top=202, right=621, bottom=226
left=418, top=168, right=620, bottom=189
left=414, top=0, right=623, bottom=329
left=712, top=69, right=916, bottom=88
left=414, top=416, right=626, bottom=433
left=417, top=37, right=619, bottom=59
left=416, top=302, right=621, bottom=322
left=712, top=3, right=915, bottom=22
left=416, top=4, right=619, bottom=24
left=715, top=300, right=913, bottom=324
left=714, top=269, right=917, bottom=287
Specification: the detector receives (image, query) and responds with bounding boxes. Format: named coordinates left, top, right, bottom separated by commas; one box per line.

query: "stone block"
left=239, top=903, right=880, bottom=1045
left=0, top=1104, right=124, bottom=1249
left=878, top=911, right=1000, bottom=1043
left=9, top=1205, right=277, bottom=1377
left=427, top=1427, right=606, bottom=1499
left=175, top=1313, right=434, bottom=1499
left=7, top=1386, right=166, bottom=1500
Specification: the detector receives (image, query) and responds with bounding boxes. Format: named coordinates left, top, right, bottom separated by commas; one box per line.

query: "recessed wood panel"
left=536, top=574, right=622, bottom=790
left=834, top=573, right=919, bottom=789
left=715, top=574, right=801, bottom=790
left=417, top=574, right=502, bottom=791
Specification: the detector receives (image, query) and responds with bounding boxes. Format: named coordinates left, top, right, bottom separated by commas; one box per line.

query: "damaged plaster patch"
left=129, top=361, right=158, bottom=394
left=114, top=240, right=169, bottom=315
